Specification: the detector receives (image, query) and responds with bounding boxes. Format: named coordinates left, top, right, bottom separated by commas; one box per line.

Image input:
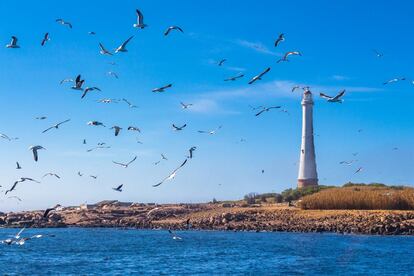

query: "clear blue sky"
left=0, top=0, right=413, bottom=211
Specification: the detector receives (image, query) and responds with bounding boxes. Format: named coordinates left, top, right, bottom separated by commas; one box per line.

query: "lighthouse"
left=297, top=90, right=318, bottom=188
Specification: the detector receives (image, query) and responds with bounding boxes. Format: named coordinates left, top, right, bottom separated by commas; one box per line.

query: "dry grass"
left=300, top=186, right=414, bottom=210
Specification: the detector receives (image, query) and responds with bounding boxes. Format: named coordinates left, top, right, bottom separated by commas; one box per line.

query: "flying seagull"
left=188, top=146, right=196, bottom=159
left=78, top=172, right=83, bottom=177
left=71, top=75, right=85, bottom=90
left=339, top=160, right=357, bottom=165
left=41, top=33, right=50, bottom=46
left=372, top=49, right=383, bottom=58
left=133, top=9, right=147, bottom=29
left=161, top=154, right=168, bottom=160
left=88, top=31, right=96, bottom=35
left=8, top=196, right=22, bottom=202
left=107, top=71, right=118, bottom=79
left=152, top=84, right=172, bottom=93
left=87, top=146, right=111, bottom=152
left=5, top=177, right=40, bottom=195
left=42, top=119, right=71, bottom=133
left=99, top=43, right=112, bottom=56
left=248, top=67, right=271, bottom=84
left=112, top=184, right=123, bottom=192
left=168, top=229, right=182, bottom=240
left=6, top=36, right=20, bottom=48
left=274, top=33, right=285, bottom=47
left=55, top=19, right=72, bottom=28
left=255, top=106, right=282, bottom=117
left=153, top=159, right=188, bottom=187
left=127, top=126, right=141, bottom=132
left=35, top=116, right=47, bottom=120
left=164, top=26, right=184, bottom=36
left=383, top=77, right=406, bottom=85
left=180, top=102, right=193, bottom=109
left=218, top=59, right=227, bottom=66
left=90, top=175, right=98, bottom=179
left=112, top=156, right=137, bottom=168
left=29, top=145, right=45, bottom=162
left=354, top=167, right=363, bottom=174
left=110, top=126, right=122, bottom=136
left=172, top=124, right=187, bottom=131
left=115, top=36, right=134, bottom=53
left=277, top=51, right=302, bottom=63
left=98, top=98, right=118, bottom=104
left=43, top=204, right=61, bottom=219
left=0, top=134, right=12, bottom=141
left=87, top=121, right=105, bottom=127
left=16, top=162, right=21, bottom=170
left=81, top=87, right=101, bottom=99
left=122, top=98, right=137, bottom=108
left=42, top=173, right=61, bottom=179
left=320, top=90, right=346, bottom=103
left=224, top=74, right=244, bottom=81
left=198, top=126, right=222, bottom=135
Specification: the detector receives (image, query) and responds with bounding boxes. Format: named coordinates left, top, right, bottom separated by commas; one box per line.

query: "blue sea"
left=0, top=228, right=413, bottom=275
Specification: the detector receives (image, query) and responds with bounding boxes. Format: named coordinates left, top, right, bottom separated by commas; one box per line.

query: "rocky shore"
left=2, top=201, right=414, bottom=235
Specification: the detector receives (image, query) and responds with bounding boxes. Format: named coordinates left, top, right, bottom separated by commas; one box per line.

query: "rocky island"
left=2, top=200, right=414, bottom=235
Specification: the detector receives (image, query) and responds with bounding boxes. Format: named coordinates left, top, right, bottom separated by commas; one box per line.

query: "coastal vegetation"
left=300, top=183, right=414, bottom=210
left=243, top=183, right=414, bottom=210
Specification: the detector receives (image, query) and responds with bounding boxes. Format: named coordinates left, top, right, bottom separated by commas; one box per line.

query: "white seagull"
left=115, top=36, right=134, bottom=53
left=42, top=173, right=61, bottom=179
left=128, top=126, right=141, bottom=132
left=274, top=33, right=285, bottom=47
left=248, top=67, right=271, bottom=84
left=71, top=75, right=85, bottom=90
left=224, top=74, right=244, bottom=81
left=320, top=90, right=346, bottom=103
left=5, top=178, right=40, bottom=195
left=6, top=36, right=20, bottom=48
left=110, top=126, right=122, bottom=136
left=112, top=184, right=123, bottom=192
left=87, top=121, right=105, bottom=127
left=55, top=19, right=72, bottom=28
left=41, top=33, right=50, bottom=46
left=42, top=119, right=71, bottom=133
left=180, top=102, right=193, bottom=109
left=133, top=9, right=147, bottom=29
left=152, top=84, right=172, bottom=93
left=172, top=124, right=187, bottom=131
left=198, top=126, right=222, bottom=135
left=29, top=145, right=46, bottom=162
left=164, top=26, right=184, bottom=36
left=383, top=77, right=406, bottom=85
left=81, top=87, right=101, bottom=99
left=122, top=98, right=137, bottom=108
left=255, top=106, right=282, bottom=117
left=277, top=51, right=302, bottom=63
left=112, top=156, right=137, bottom=168
left=99, top=43, right=113, bottom=56
left=153, top=159, right=188, bottom=187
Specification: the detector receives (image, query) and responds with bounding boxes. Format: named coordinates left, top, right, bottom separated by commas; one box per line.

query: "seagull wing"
left=153, top=159, right=188, bottom=187
left=121, top=36, right=134, bottom=48
left=42, top=126, right=55, bottom=133
left=112, top=161, right=126, bottom=166
left=136, top=9, right=144, bottom=25
left=332, top=90, right=346, bottom=101
left=319, top=93, right=333, bottom=100
left=127, top=156, right=137, bottom=165
left=56, top=119, right=71, bottom=126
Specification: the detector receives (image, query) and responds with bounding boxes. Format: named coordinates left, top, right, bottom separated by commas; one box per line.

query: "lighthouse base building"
left=297, top=90, right=318, bottom=189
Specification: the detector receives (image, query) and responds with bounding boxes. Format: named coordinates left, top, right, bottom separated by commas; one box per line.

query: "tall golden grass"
left=299, top=186, right=414, bottom=210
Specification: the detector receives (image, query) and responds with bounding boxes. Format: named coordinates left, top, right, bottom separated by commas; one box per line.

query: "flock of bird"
left=0, top=7, right=408, bottom=243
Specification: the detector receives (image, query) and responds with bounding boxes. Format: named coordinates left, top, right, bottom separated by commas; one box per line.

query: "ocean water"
left=0, top=228, right=413, bottom=275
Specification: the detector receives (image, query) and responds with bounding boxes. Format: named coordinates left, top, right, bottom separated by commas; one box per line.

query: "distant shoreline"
left=1, top=202, right=414, bottom=235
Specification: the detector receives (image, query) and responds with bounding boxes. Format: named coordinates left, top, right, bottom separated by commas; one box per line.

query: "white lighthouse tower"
left=298, top=90, right=318, bottom=188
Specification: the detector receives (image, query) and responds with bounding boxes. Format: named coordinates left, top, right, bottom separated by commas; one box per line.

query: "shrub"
left=300, top=186, right=414, bottom=210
